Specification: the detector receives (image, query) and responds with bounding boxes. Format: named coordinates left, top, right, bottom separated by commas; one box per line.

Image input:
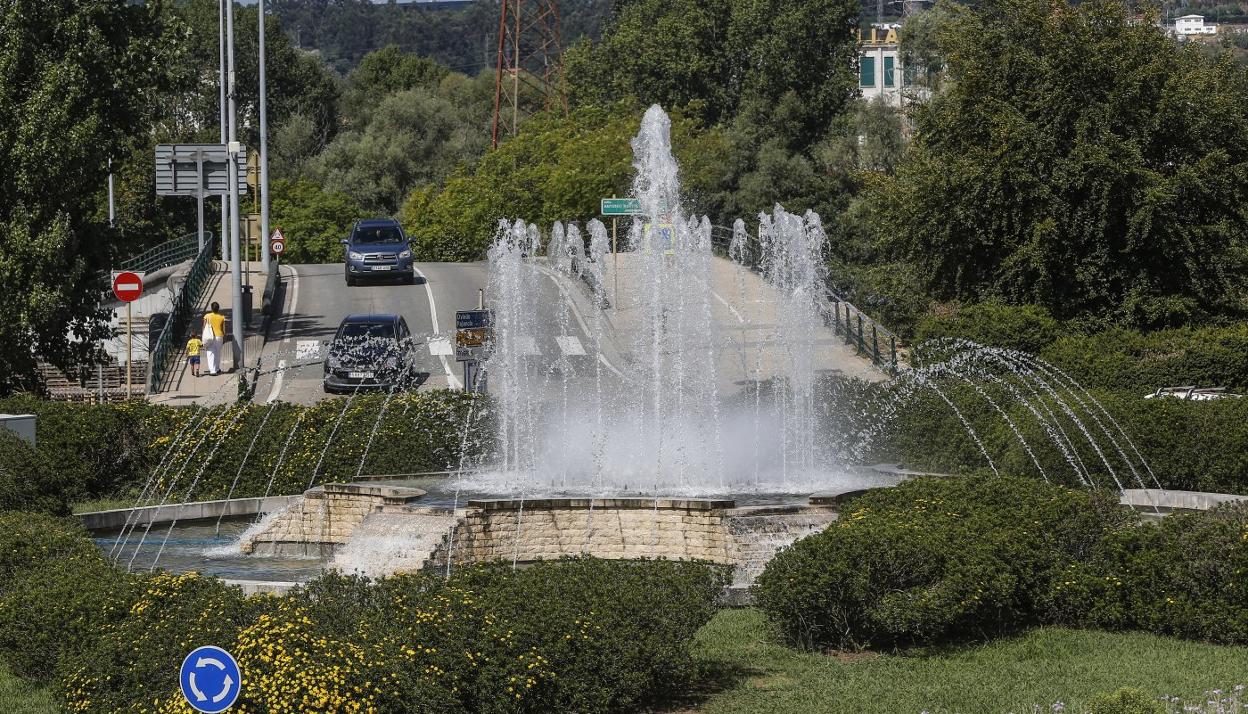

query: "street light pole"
left=226, top=0, right=245, bottom=370
left=218, top=0, right=229, bottom=262
left=259, top=0, right=272, bottom=278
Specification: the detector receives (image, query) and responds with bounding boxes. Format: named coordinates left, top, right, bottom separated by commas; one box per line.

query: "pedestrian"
left=203, top=302, right=226, bottom=375
left=186, top=332, right=203, bottom=377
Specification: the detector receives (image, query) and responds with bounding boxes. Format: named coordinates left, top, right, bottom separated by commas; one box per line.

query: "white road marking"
left=412, top=266, right=462, bottom=389
left=556, top=335, right=586, bottom=356
left=265, top=359, right=287, bottom=403
left=516, top=335, right=540, bottom=356
left=711, top=289, right=745, bottom=323
left=530, top=262, right=624, bottom=374
left=296, top=340, right=321, bottom=360
left=428, top=337, right=453, bottom=356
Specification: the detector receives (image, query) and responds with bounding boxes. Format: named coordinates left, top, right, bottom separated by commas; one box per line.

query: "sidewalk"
left=149, top=261, right=275, bottom=407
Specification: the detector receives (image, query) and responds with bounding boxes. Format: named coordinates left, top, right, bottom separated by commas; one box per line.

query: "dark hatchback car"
left=322, top=314, right=423, bottom=393
left=343, top=218, right=415, bottom=286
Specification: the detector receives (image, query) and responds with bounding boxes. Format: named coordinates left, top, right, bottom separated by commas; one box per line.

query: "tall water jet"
left=475, top=105, right=860, bottom=495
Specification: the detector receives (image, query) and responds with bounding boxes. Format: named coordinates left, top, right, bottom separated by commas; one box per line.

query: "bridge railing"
left=117, top=232, right=210, bottom=275
left=708, top=226, right=903, bottom=375
left=148, top=241, right=216, bottom=393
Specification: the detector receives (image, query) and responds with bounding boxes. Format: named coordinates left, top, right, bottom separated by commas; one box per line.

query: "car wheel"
left=405, top=273, right=416, bottom=286
left=346, top=274, right=356, bottom=287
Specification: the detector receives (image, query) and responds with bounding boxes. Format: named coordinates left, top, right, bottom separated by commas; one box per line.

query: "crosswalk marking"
left=428, top=337, right=453, bottom=356
left=296, top=340, right=321, bottom=360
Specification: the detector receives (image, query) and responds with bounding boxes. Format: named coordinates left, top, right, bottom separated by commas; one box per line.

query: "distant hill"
left=266, top=0, right=612, bottom=75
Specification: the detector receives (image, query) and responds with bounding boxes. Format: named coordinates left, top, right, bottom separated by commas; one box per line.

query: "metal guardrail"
left=708, top=226, right=902, bottom=375
left=261, top=255, right=280, bottom=317
left=118, top=232, right=209, bottom=275
left=148, top=241, right=216, bottom=392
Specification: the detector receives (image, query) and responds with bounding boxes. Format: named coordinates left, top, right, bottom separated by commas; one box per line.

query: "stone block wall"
left=239, top=483, right=425, bottom=556
left=426, top=498, right=738, bottom=571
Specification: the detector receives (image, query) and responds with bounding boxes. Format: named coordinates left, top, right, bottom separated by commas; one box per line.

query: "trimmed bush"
left=915, top=302, right=1062, bottom=354
left=45, top=550, right=723, bottom=713
left=0, top=431, right=71, bottom=515
left=0, top=392, right=491, bottom=507
left=1040, top=325, right=1248, bottom=393
left=1049, top=502, right=1248, bottom=645
left=755, top=476, right=1131, bottom=650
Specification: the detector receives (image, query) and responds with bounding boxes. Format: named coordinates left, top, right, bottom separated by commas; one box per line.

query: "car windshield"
left=352, top=226, right=403, bottom=244
left=338, top=323, right=396, bottom=341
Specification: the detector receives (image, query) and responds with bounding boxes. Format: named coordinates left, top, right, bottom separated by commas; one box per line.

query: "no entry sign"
left=112, top=272, right=144, bottom=302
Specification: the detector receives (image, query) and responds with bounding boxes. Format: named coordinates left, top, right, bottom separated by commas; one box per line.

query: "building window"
left=860, top=56, right=876, bottom=88
left=884, top=56, right=895, bottom=88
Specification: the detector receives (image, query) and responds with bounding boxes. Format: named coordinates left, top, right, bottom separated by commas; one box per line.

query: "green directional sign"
left=601, top=198, right=643, bottom=216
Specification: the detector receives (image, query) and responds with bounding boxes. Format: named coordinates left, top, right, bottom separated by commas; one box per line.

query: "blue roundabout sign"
left=179, top=645, right=241, bottom=712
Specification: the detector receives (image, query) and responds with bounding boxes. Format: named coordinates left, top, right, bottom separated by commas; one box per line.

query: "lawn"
left=0, top=663, right=56, bottom=714
left=689, top=609, right=1248, bottom=713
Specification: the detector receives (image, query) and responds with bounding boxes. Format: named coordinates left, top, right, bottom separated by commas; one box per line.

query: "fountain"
left=87, top=105, right=1161, bottom=593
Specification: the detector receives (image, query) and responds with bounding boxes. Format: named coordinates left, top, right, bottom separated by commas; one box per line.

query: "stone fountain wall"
left=239, top=483, right=426, bottom=557
left=426, top=498, right=740, bottom=570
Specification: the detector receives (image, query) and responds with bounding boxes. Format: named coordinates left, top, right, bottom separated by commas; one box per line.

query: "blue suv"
left=342, top=218, right=415, bottom=286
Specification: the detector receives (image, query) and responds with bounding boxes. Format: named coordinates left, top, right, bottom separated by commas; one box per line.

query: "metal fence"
left=261, top=255, right=281, bottom=317
left=148, top=241, right=216, bottom=392
left=708, top=226, right=903, bottom=375
left=118, top=232, right=209, bottom=275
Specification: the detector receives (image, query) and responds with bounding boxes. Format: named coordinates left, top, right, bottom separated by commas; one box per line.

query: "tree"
left=0, top=0, right=170, bottom=393
left=269, top=179, right=364, bottom=264
left=872, top=0, right=1248, bottom=328
left=401, top=105, right=731, bottom=261
left=340, top=45, right=449, bottom=127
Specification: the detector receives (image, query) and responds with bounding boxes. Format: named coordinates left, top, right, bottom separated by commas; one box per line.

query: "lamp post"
left=226, top=0, right=244, bottom=370
left=218, top=0, right=229, bottom=262
left=259, top=0, right=271, bottom=277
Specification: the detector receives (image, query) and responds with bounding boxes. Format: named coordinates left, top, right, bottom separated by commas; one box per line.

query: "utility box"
left=0, top=414, right=36, bottom=446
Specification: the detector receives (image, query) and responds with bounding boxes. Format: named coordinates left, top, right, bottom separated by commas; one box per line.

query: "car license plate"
left=348, top=371, right=374, bottom=379
left=371, top=265, right=392, bottom=271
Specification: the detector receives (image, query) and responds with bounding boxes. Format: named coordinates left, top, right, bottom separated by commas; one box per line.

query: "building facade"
left=1174, top=14, right=1217, bottom=35
left=858, top=24, right=907, bottom=107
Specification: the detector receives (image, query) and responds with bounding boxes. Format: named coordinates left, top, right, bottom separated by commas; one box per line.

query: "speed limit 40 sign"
left=269, top=227, right=285, bottom=255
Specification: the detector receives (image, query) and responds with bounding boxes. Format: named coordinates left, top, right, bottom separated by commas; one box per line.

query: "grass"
left=688, top=609, right=1248, bottom=714
left=72, top=497, right=135, bottom=514
left=0, top=663, right=56, bottom=714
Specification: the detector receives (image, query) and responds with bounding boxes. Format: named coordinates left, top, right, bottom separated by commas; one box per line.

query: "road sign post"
left=601, top=197, right=644, bottom=309
left=269, top=227, right=285, bottom=257
left=112, top=272, right=144, bottom=400
left=179, top=645, right=241, bottom=713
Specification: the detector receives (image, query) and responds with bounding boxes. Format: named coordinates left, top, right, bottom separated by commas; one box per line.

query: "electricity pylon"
left=491, top=0, right=568, bottom=149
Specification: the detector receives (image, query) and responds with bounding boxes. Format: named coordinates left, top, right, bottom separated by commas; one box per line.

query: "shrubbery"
left=914, top=302, right=1062, bottom=354
left=0, top=392, right=490, bottom=511
left=755, top=476, right=1130, bottom=650
left=757, top=477, right=1248, bottom=653
left=0, top=516, right=724, bottom=713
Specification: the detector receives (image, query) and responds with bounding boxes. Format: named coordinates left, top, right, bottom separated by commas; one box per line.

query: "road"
left=251, top=261, right=605, bottom=405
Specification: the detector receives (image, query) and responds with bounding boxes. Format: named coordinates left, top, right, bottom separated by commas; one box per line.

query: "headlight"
left=349, top=251, right=364, bottom=261
left=399, top=249, right=412, bottom=259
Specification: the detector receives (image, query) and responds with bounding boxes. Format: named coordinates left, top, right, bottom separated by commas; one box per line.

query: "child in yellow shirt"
left=186, top=335, right=203, bottom=377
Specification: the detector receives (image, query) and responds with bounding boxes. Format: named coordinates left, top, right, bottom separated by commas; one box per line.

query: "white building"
left=1174, top=14, right=1217, bottom=35
left=858, top=24, right=926, bottom=107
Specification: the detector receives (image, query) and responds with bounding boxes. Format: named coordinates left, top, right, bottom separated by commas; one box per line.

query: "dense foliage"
left=756, top=477, right=1248, bottom=652
left=0, top=392, right=489, bottom=510
left=400, top=106, right=731, bottom=261
left=0, top=513, right=725, bottom=713
left=0, top=0, right=171, bottom=393
left=755, top=477, right=1131, bottom=649
left=870, top=0, right=1248, bottom=328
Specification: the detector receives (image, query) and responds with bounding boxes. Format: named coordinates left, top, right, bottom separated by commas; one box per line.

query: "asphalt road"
left=252, top=261, right=605, bottom=405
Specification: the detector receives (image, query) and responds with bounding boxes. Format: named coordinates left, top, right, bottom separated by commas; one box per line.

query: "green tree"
left=873, top=0, right=1248, bottom=328
left=401, top=105, right=730, bottom=261
left=340, top=45, right=450, bottom=127
left=0, top=0, right=170, bottom=393
left=269, top=178, right=365, bottom=264
left=312, top=73, right=494, bottom=214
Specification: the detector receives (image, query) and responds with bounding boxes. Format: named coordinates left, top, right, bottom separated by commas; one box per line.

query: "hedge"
left=0, top=392, right=491, bottom=509
left=754, top=476, right=1131, bottom=650
left=0, top=513, right=726, bottom=713
left=756, top=477, right=1248, bottom=653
